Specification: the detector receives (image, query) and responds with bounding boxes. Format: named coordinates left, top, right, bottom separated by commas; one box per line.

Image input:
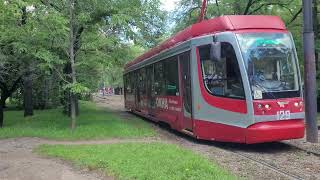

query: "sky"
left=160, top=0, right=180, bottom=12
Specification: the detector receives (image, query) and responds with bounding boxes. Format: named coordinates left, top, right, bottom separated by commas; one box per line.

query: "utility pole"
left=303, top=0, right=318, bottom=143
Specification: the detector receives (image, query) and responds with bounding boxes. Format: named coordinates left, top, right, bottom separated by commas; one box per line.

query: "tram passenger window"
left=125, top=74, right=131, bottom=94
left=164, top=57, right=179, bottom=96
left=199, top=43, right=245, bottom=99
left=139, top=68, right=146, bottom=96
left=154, top=62, right=165, bottom=95
left=133, top=71, right=138, bottom=95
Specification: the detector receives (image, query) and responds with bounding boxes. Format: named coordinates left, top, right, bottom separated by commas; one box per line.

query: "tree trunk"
left=0, top=98, right=5, bottom=108
left=63, top=62, right=72, bottom=116
left=69, top=0, right=77, bottom=130
left=23, top=72, right=33, bottom=117
left=70, top=93, right=77, bottom=129
left=0, top=100, right=4, bottom=128
left=0, top=96, right=7, bottom=128
left=75, top=95, right=79, bottom=116
left=43, top=76, right=50, bottom=109
left=0, top=77, right=22, bottom=127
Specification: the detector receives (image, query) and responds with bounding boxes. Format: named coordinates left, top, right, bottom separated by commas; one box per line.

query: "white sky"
left=160, top=0, right=180, bottom=12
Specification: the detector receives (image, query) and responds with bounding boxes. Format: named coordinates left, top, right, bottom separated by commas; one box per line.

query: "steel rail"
left=230, top=150, right=304, bottom=180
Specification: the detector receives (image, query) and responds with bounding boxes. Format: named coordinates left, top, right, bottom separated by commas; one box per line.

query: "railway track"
left=286, top=143, right=320, bottom=158
left=230, top=150, right=304, bottom=180
left=163, top=128, right=319, bottom=180
left=208, top=140, right=320, bottom=180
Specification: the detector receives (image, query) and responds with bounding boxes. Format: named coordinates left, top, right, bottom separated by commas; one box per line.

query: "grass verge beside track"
left=0, top=101, right=155, bottom=140
left=37, top=143, right=235, bottom=180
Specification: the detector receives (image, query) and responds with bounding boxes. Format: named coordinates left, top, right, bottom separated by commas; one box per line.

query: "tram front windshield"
left=237, top=33, right=299, bottom=99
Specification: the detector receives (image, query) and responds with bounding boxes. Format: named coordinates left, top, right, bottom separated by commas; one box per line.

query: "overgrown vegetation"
left=0, top=0, right=166, bottom=128
left=37, top=143, right=235, bottom=180
left=0, top=101, right=155, bottom=140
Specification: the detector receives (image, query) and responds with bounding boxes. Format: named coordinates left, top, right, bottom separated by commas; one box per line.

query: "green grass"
left=37, top=143, right=235, bottom=180
left=0, top=101, right=155, bottom=140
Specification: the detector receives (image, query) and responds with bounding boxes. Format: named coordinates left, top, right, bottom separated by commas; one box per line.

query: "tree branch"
left=243, top=0, right=254, bottom=15
left=40, top=0, right=62, bottom=12
left=0, top=81, right=8, bottom=94
left=186, top=6, right=201, bottom=20
left=248, top=3, right=288, bottom=15
left=215, top=0, right=221, bottom=15
left=287, top=7, right=302, bottom=26
left=9, top=76, right=22, bottom=94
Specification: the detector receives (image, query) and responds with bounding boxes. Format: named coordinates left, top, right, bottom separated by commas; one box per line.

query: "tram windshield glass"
left=237, top=33, right=299, bottom=99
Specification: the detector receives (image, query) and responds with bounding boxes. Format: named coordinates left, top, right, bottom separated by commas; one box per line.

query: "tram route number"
left=276, top=110, right=291, bottom=120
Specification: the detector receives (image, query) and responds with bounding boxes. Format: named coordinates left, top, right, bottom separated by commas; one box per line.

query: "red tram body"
left=123, top=15, right=305, bottom=144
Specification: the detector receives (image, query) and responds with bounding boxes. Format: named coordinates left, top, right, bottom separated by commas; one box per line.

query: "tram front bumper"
left=245, top=119, right=305, bottom=144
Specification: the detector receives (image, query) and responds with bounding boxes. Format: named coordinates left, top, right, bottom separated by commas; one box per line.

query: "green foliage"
left=0, top=101, right=155, bottom=139
left=172, top=0, right=302, bottom=32
left=0, top=0, right=167, bottom=113
left=37, top=143, right=235, bottom=180
left=316, top=39, right=320, bottom=53
left=64, top=83, right=90, bottom=94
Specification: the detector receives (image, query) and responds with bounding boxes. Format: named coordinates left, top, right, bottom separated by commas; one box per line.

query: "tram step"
left=182, top=129, right=194, bottom=136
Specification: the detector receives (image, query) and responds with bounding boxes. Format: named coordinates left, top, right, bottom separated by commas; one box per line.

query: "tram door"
left=179, top=52, right=193, bottom=131
left=146, top=65, right=156, bottom=115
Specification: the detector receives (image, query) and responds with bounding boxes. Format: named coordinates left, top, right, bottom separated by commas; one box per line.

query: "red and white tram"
left=123, top=15, right=305, bottom=144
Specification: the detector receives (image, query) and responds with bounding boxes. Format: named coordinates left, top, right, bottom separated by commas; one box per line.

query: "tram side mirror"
left=209, top=42, right=221, bottom=62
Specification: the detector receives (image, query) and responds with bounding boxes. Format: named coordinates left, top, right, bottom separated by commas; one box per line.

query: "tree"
left=36, top=0, right=166, bottom=129
left=0, top=58, right=23, bottom=127
left=0, top=1, right=34, bottom=126
left=67, top=0, right=78, bottom=129
left=0, top=0, right=166, bottom=129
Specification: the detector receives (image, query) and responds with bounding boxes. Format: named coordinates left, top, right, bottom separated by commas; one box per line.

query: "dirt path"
left=0, top=136, right=166, bottom=180
left=97, top=95, right=320, bottom=180
left=0, top=138, right=110, bottom=180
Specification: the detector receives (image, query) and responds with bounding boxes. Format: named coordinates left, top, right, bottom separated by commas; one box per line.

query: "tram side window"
left=130, top=72, right=135, bottom=95
left=164, top=58, right=179, bottom=96
left=124, top=74, right=129, bottom=94
left=134, top=71, right=139, bottom=94
left=125, top=73, right=133, bottom=95
left=199, top=43, right=245, bottom=99
left=139, top=68, right=146, bottom=96
left=154, top=61, right=165, bottom=95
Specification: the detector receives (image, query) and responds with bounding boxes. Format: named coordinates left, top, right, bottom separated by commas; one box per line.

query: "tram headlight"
left=294, top=101, right=304, bottom=108
left=257, top=104, right=263, bottom=109
left=264, top=104, right=270, bottom=109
